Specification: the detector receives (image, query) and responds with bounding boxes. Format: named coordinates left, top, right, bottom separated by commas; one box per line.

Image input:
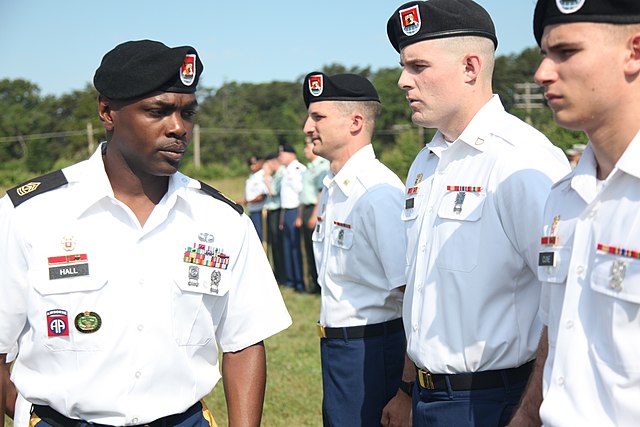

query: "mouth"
left=544, top=92, right=562, bottom=105
left=159, top=143, right=187, bottom=161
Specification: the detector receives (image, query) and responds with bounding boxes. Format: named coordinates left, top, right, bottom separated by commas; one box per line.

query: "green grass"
left=3, top=177, right=325, bottom=427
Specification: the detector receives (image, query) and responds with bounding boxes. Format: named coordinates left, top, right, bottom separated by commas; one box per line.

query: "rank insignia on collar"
left=308, top=74, right=323, bottom=97
left=47, top=309, right=69, bottom=337
left=74, top=311, right=102, bottom=334
left=399, top=5, right=421, bottom=36
left=414, top=173, right=423, bottom=186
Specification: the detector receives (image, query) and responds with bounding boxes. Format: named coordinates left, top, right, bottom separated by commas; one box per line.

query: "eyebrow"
left=542, top=40, right=582, bottom=54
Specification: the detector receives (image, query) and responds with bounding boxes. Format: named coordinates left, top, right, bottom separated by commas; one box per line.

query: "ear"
left=349, top=112, right=365, bottom=134
left=623, top=31, right=640, bottom=76
left=463, top=53, right=482, bottom=83
left=98, top=96, right=115, bottom=131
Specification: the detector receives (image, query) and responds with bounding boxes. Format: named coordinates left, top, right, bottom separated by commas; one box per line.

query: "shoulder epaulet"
left=198, top=180, right=244, bottom=215
left=7, top=169, right=68, bottom=208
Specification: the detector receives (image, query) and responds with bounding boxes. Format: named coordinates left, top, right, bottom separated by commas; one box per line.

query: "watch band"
left=399, top=380, right=414, bottom=396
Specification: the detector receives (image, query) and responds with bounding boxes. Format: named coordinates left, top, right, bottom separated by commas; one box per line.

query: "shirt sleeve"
left=0, top=196, right=29, bottom=353
left=215, top=214, right=291, bottom=352
left=359, top=182, right=407, bottom=289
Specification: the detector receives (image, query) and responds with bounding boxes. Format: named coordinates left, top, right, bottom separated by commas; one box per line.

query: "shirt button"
left=412, top=323, right=419, bottom=331
left=556, top=376, right=565, bottom=386
left=135, top=371, right=141, bottom=378
left=416, top=283, right=423, bottom=292
left=428, top=206, right=434, bottom=213
left=131, top=418, right=139, bottom=424
left=420, top=245, right=427, bottom=252
left=576, top=266, right=585, bottom=274
left=565, top=320, right=574, bottom=329
left=137, top=324, right=144, bottom=331
left=588, top=209, right=597, bottom=219
left=138, top=278, right=145, bottom=286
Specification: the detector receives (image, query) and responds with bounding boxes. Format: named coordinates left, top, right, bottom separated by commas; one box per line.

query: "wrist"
left=399, top=380, right=414, bottom=397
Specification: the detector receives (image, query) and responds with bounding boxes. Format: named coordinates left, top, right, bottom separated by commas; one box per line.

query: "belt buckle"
left=317, top=324, right=327, bottom=338
left=418, top=368, right=435, bottom=389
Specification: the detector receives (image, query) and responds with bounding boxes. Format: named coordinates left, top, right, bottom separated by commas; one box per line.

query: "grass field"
left=3, top=176, right=325, bottom=427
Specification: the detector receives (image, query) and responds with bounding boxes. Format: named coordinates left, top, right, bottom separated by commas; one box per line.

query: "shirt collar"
left=323, top=144, right=375, bottom=196
left=615, top=129, right=640, bottom=179
left=427, top=94, right=503, bottom=157
left=66, top=142, right=194, bottom=218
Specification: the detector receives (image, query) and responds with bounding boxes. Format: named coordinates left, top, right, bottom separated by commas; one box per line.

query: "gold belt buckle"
left=418, top=368, right=435, bottom=389
left=317, top=324, right=327, bottom=338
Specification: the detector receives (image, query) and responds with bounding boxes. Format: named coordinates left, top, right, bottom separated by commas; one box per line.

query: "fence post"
left=87, top=122, right=95, bottom=154
left=193, top=124, right=201, bottom=170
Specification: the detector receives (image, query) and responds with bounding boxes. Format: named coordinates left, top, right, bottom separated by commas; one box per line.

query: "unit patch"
left=47, top=309, right=70, bottom=337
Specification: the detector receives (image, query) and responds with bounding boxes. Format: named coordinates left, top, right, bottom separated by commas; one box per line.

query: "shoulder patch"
left=198, top=180, right=244, bottom=215
left=7, top=170, right=68, bottom=208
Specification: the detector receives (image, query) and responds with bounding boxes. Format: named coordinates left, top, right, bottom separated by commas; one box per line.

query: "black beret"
left=278, top=144, right=297, bottom=154
left=534, top=0, right=640, bottom=46
left=303, top=72, right=380, bottom=108
left=387, top=0, right=497, bottom=53
left=94, top=39, right=203, bottom=100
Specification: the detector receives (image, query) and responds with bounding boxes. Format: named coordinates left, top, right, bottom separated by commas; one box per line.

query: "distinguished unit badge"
left=399, top=5, right=421, bottom=36
left=47, top=309, right=69, bottom=337
left=180, top=54, right=197, bottom=86
left=308, top=74, right=323, bottom=97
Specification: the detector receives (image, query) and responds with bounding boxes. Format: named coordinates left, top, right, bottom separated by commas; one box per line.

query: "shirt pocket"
left=589, top=254, right=640, bottom=371
left=172, top=263, right=231, bottom=346
left=435, top=191, right=485, bottom=272
left=330, top=226, right=354, bottom=250
left=31, top=271, right=107, bottom=352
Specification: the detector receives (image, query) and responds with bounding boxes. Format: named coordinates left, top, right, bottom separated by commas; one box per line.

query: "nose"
left=303, top=116, right=315, bottom=135
left=167, top=112, right=189, bottom=139
left=534, top=57, right=555, bottom=88
left=397, top=68, right=412, bottom=91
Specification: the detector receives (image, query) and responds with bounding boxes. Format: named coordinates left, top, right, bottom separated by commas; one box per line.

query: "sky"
left=0, top=0, right=540, bottom=97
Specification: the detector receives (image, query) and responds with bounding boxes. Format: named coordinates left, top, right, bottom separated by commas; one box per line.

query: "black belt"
left=317, top=318, right=403, bottom=339
left=417, top=360, right=534, bottom=391
left=32, top=401, right=202, bottom=427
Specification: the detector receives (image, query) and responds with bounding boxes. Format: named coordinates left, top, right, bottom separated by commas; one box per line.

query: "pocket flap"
left=437, top=191, right=485, bottom=222
left=591, top=255, right=640, bottom=304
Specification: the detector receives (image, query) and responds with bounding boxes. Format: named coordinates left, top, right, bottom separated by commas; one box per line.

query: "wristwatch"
left=399, top=380, right=414, bottom=396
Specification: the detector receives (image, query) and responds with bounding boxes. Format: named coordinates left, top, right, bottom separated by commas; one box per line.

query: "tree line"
left=0, top=47, right=587, bottom=187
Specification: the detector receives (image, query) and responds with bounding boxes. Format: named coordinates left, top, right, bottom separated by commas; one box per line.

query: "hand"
left=307, top=215, right=317, bottom=230
left=506, top=411, right=542, bottom=427
left=294, top=217, right=303, bottom=228
left=381, top=391, right=412, bottom=427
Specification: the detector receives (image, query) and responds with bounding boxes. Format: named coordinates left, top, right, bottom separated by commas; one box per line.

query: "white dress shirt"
left=279, top=159, right=306, bottom=209
left=403, top=95, right=570, bottom=374
left=244, top=169, right=267, bottom=213
left=0, top=145, right=291, bottom=425
left=313, top=144, right=406, bottom=327
left=539, top=135, right=640, bottom=426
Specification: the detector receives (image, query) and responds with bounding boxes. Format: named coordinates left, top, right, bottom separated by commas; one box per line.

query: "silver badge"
left=198, top=232, right=214, bottom=243
left=210, top=270, right=221, bottom=294
left=188, top=266, right=200, bottom=287
left=454, top=191, right=466, bottom=214
left=609, top=260, right=626, bottom=291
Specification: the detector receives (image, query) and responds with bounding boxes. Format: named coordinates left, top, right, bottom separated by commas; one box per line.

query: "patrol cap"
left=387, top=0, right=498, bottom=53
left=94, top=39, right=204, bottom=100
left=534, top=0, right=640, bottom=46
left=303, top=72, right=380, bottom=108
